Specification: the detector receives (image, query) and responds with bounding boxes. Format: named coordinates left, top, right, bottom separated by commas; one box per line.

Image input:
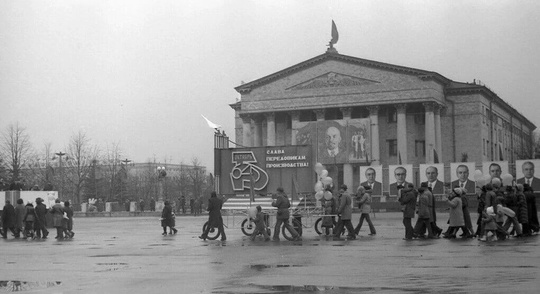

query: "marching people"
left=333, top=184, right=355, bottom=240
left=515, top=184, right=529, bottom=236
left=474, top=186, right=487, bottom=238
left=354, top=185, right=376, bottom=236
left=398, top=183, right=417, bottom=240
left=150, top=197, right=156, bottom=212
left=502, top=185, right=523, bottom=237
left=443, top=188, right=465, bottom=239
left=139, top=198, right=145, bottom=212
left=14, top=198, right=26, bottom=238
left=1, top=200, right=16, bottom=239
left=63, top=201, right=75, bottom=238
left=413, top=186, right=436, bottom=239
left=250, top=205, right=270, bottom=241
left=34, top=198, right=49, bottom=239
left=272, top=187, right=301, bottom=241
left=199, top=191, right=226, bottom=241
left=49, top=199, right=65, bottom=240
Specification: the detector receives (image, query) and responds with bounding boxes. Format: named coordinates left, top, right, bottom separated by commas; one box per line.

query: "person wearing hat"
left=354, top=185, right=376, bottom=236
left=271, top=187, right=300, bottom=241
left=199, top=191, right=225, bottom=241
left=34, top=198, right=49, bottom=239
left=333, top=184, right=356, bottom=240
left=1, top=199, right=16, bottom=239
left=14, top=198, right=26, bottom=238
left=49, top=199, right=65, bottom=240
left=398, top=183, right=417, bottom=240
left=413, top=186, right=437, bottom=239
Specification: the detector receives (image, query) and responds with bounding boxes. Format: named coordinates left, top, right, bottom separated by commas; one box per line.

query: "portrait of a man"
left=360, top=166, right=382, bottom=195
left=450, top=163, right=476, bottom=194
left=516, top=160, right=540, bottom=192
left=318, top=122, right=347, bottom=164
left=419, top=164, right=445, bottom=195
left=482, top=161, right=508, bottom=182
left=388, top=165, right=412, bottom=196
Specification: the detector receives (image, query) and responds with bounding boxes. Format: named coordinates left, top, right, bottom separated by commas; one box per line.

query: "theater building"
left=229, top=47, right=536, bottom=191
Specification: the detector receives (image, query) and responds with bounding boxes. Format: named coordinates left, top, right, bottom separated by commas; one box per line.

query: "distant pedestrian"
left=63, top=201, right=75, bottom=238
left=199, top=191, right=226, bottom=241
left=1, top=200, right=16, bottom=239
left=23, top=202, right=37, bottom=239
left=190, top=198, right=194, bottom=215
left=14, top=198, right=26, bottom=238
left=398, top=183, right=417, bottom=240
left=125, top=199, right=130, bottom=212
left=150, top=198, right=156, bottom=212
left=139, top=198, right=145, bottom=212
left=180, top=196, right=186, bottom=214
left=161, top=201, right=177, bottom=235
left=250, top=205, right=270, bottom=241
left=333, top=185, right=356, bottom=240
left=49, top=199, right=65, bottom=240
left=354, top=185, right=376, bottom=236
left=34, top=198, right=49, bottom=239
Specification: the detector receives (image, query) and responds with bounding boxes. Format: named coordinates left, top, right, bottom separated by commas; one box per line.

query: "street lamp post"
left=156, top=166, right=167, bottom=211
left=121, top=158, right=131, bottom=204
left=55, top=151, right=66, bottom=200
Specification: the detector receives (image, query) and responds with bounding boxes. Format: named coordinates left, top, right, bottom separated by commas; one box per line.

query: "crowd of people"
left=1, top=198, right=74, bottom=241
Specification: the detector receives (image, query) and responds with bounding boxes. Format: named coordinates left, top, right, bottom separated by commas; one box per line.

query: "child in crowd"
left=250, top=205, right=270, bottom=241
left=480, top=206, right=500, bottom=242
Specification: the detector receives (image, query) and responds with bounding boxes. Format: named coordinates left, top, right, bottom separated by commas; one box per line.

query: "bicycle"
left=201, top=221, right=224, bottom=240
left=240, top=212, right=302, bottom=241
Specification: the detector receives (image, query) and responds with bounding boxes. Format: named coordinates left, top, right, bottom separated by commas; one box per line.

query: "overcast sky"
left=1, top=0, right=539, bottom=171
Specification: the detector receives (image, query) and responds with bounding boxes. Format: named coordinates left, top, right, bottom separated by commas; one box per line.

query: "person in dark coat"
left=523, top=184, right=539, bottom=235
left=398, top=183, right=417, bottom=240
left=34, top=198, right=49, bottom=239
left=23, top=202, right=37, bottom=239
left=49, top=199, right=65, bottom=240
left=272, top=187, right=301, bottom=241
left=139, top=199, right=145, bottom=212
left=14, top=198, right=26, bottom=238
left=459, top=191, right=474, bottom=238
left=161, top=201, right=176, bottom=235
left=63, top=201, right=75, bottom=238
left=150, top=198, right=156, bottom=212
left=515, top=184, right=528, bottom=233
left=1, top=200, right=17, bottom=238
left=199, top=191, right=226, bottom=241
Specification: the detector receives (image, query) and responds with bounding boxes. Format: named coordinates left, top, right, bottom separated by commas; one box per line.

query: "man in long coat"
left=1, top=200, right=17, bottom=238
left=199, top=191, right=226, bottom=241
left=272, top=187, right=300, bottom=241
left=398, top=183, right=417, bottom=240
left=34, top=198, right=49, bottom=239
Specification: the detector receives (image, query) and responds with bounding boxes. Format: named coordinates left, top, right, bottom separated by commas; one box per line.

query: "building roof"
left=233, top=51, right=535, bottom=130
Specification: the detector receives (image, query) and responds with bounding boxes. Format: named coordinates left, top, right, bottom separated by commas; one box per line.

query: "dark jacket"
left=272, top=192, right=291, bottom=220
left=1, top=203, right=16, bottom=227
left=14, top=203, right=26, bottom=230
left=24, top=206, right=37, bottom=223
left=516, top=192, right=528, bottom=224
left=49, top=203, right=65, bottom=228
left=398, top=187, right=417, bottom=218
left=161, top=204, right=174, bottom=227
left=35, top=202, right=48, bottom=227
left=206, top=197, right=224, bottom=227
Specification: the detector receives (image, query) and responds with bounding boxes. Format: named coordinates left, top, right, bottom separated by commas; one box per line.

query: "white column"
left=291, top=111, right=299, bottom=145
left=424, top=102, right=436, bottom=163
left=396, top=104, right=408, bottom=164
left=434, top=105, right=442, bottom=162
left=266, top=112, right=276, bottom=146
left=368, top=106, right=380, bottom=165
left=241, top=114, right=251, bottom=147
left=252, top=115, right=262, bottom=147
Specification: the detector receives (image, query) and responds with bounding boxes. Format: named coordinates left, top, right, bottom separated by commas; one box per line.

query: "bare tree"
left=101, top=142, right=123, bottom=202
left=189, top=157, right=207, bottom=201
left=0, top=122, right=33, bottom=183
left=65, top=131, right=99, bottom=204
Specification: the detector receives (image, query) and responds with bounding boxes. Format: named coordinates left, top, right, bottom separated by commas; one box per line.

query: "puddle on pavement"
left=215, top=284, right=417, bottom=294
left=249, top=264, right=304, bottom=271
left=89, top=254, right=121, bottom=258
left=148, top=243, right=169, bottom=246
left=0, top=281, right=61, bottom=292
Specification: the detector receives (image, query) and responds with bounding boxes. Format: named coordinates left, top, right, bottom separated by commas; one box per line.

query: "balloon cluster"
left=473, top=169, right=514, bottom=187
left=314, top=163, right=334, bottom=201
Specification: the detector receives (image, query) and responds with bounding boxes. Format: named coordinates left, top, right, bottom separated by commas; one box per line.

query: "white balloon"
left=323, top=191, right=333, bottom=200
left=315, top=163, right=324, bottom=174
left=473, top=170, right=483, bottom=181
left=491, top=177, right=501, bottom=188
left=315, top=191, right=324, bottom=200
left=321, top=170, right=328, bottom=178
left=248, top=206, right=257, bottom=219
left=501, top=173, right=514, bottom=186
left=322, top=177, right=333, bottom=186
left=314, top=181, right=323, bottom=192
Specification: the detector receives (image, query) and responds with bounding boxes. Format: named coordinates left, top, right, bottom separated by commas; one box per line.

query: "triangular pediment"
left=287, top=72, right=379, bottom=90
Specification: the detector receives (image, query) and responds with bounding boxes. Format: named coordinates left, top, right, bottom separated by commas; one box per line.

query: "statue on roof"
left=327, top=20, right=339, bottom=53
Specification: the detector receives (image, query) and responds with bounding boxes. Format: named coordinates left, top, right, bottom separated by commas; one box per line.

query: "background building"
left=230, top=48, right=536, bottom=191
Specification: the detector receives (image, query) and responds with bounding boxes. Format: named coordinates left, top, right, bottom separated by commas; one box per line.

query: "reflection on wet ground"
left=0, top=281, right=61, bottom=292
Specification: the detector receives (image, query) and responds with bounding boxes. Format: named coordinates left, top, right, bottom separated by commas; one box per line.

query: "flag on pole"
left=330, top=20, right=339, bottom=45
left=201, top=114, right=221, bottom=131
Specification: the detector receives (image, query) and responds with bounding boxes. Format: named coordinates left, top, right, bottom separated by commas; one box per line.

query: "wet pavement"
left=1, top=212, right=539, bottom=293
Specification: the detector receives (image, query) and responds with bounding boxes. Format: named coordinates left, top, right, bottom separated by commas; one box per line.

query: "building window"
left=387, top=139, right=397, bottom=156
left=387, top=107, right=397, bottom=123
left=415, top=140, right=426, bottom=157
left=414, top=114, right=425, bottom=125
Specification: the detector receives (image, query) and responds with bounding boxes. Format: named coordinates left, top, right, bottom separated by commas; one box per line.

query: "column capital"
left=240, top=113, right=251, bottom=123
left=422, top=102, right=436, bottom=112
left=314, top=109, right=325, bottom=121
left=367, top=105, right=379, bottom=115
left=339, top=107, right=352, bottom=118
left=395, top=103, right=407, bottom=112
left=265, top=112, right=275, bottom=122
left=290, top=111, right=300, bottom=121
left=250, top=113, right=264, bottom=123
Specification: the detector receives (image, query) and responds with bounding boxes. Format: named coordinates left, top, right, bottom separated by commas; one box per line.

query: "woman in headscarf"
left=443, top=188, right=464, bottom=239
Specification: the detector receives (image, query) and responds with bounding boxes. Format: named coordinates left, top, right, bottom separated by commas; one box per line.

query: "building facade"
left=230, top=49, right=535, bottom=191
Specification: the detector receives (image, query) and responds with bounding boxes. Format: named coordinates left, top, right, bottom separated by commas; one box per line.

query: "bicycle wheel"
left=314, top=218, right=323, bottom=235
left=282, top=218, right=302, bottom=241
left=202, top=221, right=220, bottom=240
left=241, top=218, right=255, bottom=236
